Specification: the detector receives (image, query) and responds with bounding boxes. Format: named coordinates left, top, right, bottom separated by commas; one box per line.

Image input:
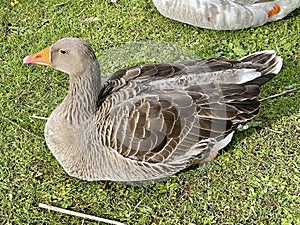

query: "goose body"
left=153, top=0, right=300, bottom=30
left=23, top=38, right=282, bottom=182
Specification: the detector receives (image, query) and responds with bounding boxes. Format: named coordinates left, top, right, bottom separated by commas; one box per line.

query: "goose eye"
left=59, top=49, right=67, bottom=55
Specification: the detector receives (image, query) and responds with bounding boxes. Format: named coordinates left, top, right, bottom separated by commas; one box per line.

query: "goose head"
left=23, top=37, right=97, bottom=76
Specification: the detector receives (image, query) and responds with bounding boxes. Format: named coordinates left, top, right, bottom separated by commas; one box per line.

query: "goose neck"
left=62, top=61, right=101, bottom=124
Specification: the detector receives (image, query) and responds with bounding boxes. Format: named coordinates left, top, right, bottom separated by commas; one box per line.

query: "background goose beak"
left=23, top=47, right=52, bottom=66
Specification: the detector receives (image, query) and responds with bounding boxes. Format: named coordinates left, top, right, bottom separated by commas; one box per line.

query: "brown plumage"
left=23, top=38, right=282, bottom=182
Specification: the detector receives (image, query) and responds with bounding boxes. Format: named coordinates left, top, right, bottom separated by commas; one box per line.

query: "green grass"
left=1, top=0, right=299, bottom=224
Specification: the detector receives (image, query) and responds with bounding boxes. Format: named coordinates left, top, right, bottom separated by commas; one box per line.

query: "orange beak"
left=23, top=47, right=52, bottom=66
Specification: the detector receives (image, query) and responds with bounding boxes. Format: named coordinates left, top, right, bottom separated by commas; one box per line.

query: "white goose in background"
left=23, top=38, right=282, bottom=183
left=153, top=0, right=300, bottom=30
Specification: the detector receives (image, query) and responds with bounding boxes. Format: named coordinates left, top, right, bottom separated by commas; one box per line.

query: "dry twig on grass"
left=39, top=203, right=126, bottom=225
left=260, top=88, right=299, bottom=102
left=0, top=116, right=44, bottom=140
left=32, top=115, right=48, bottom=121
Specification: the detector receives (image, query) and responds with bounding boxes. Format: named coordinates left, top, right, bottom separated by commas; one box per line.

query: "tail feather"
left=240, top=50, right=282, bottom=86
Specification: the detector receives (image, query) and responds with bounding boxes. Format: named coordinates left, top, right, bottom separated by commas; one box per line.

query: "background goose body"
left=153, top=0, right=300, bottom=30
left=24, top=38, right=282, bottom=182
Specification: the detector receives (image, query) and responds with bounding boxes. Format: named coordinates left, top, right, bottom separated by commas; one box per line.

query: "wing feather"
left=96, top=52, right=280, bottom=167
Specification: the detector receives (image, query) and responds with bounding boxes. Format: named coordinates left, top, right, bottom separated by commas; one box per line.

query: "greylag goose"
left=153, top=0, right=300, bottom=30
left=23, top=38, right=282, bottom=182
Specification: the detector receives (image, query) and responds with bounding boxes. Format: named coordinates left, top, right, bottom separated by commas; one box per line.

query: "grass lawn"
left=1, top=0, right=299, bottom=224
